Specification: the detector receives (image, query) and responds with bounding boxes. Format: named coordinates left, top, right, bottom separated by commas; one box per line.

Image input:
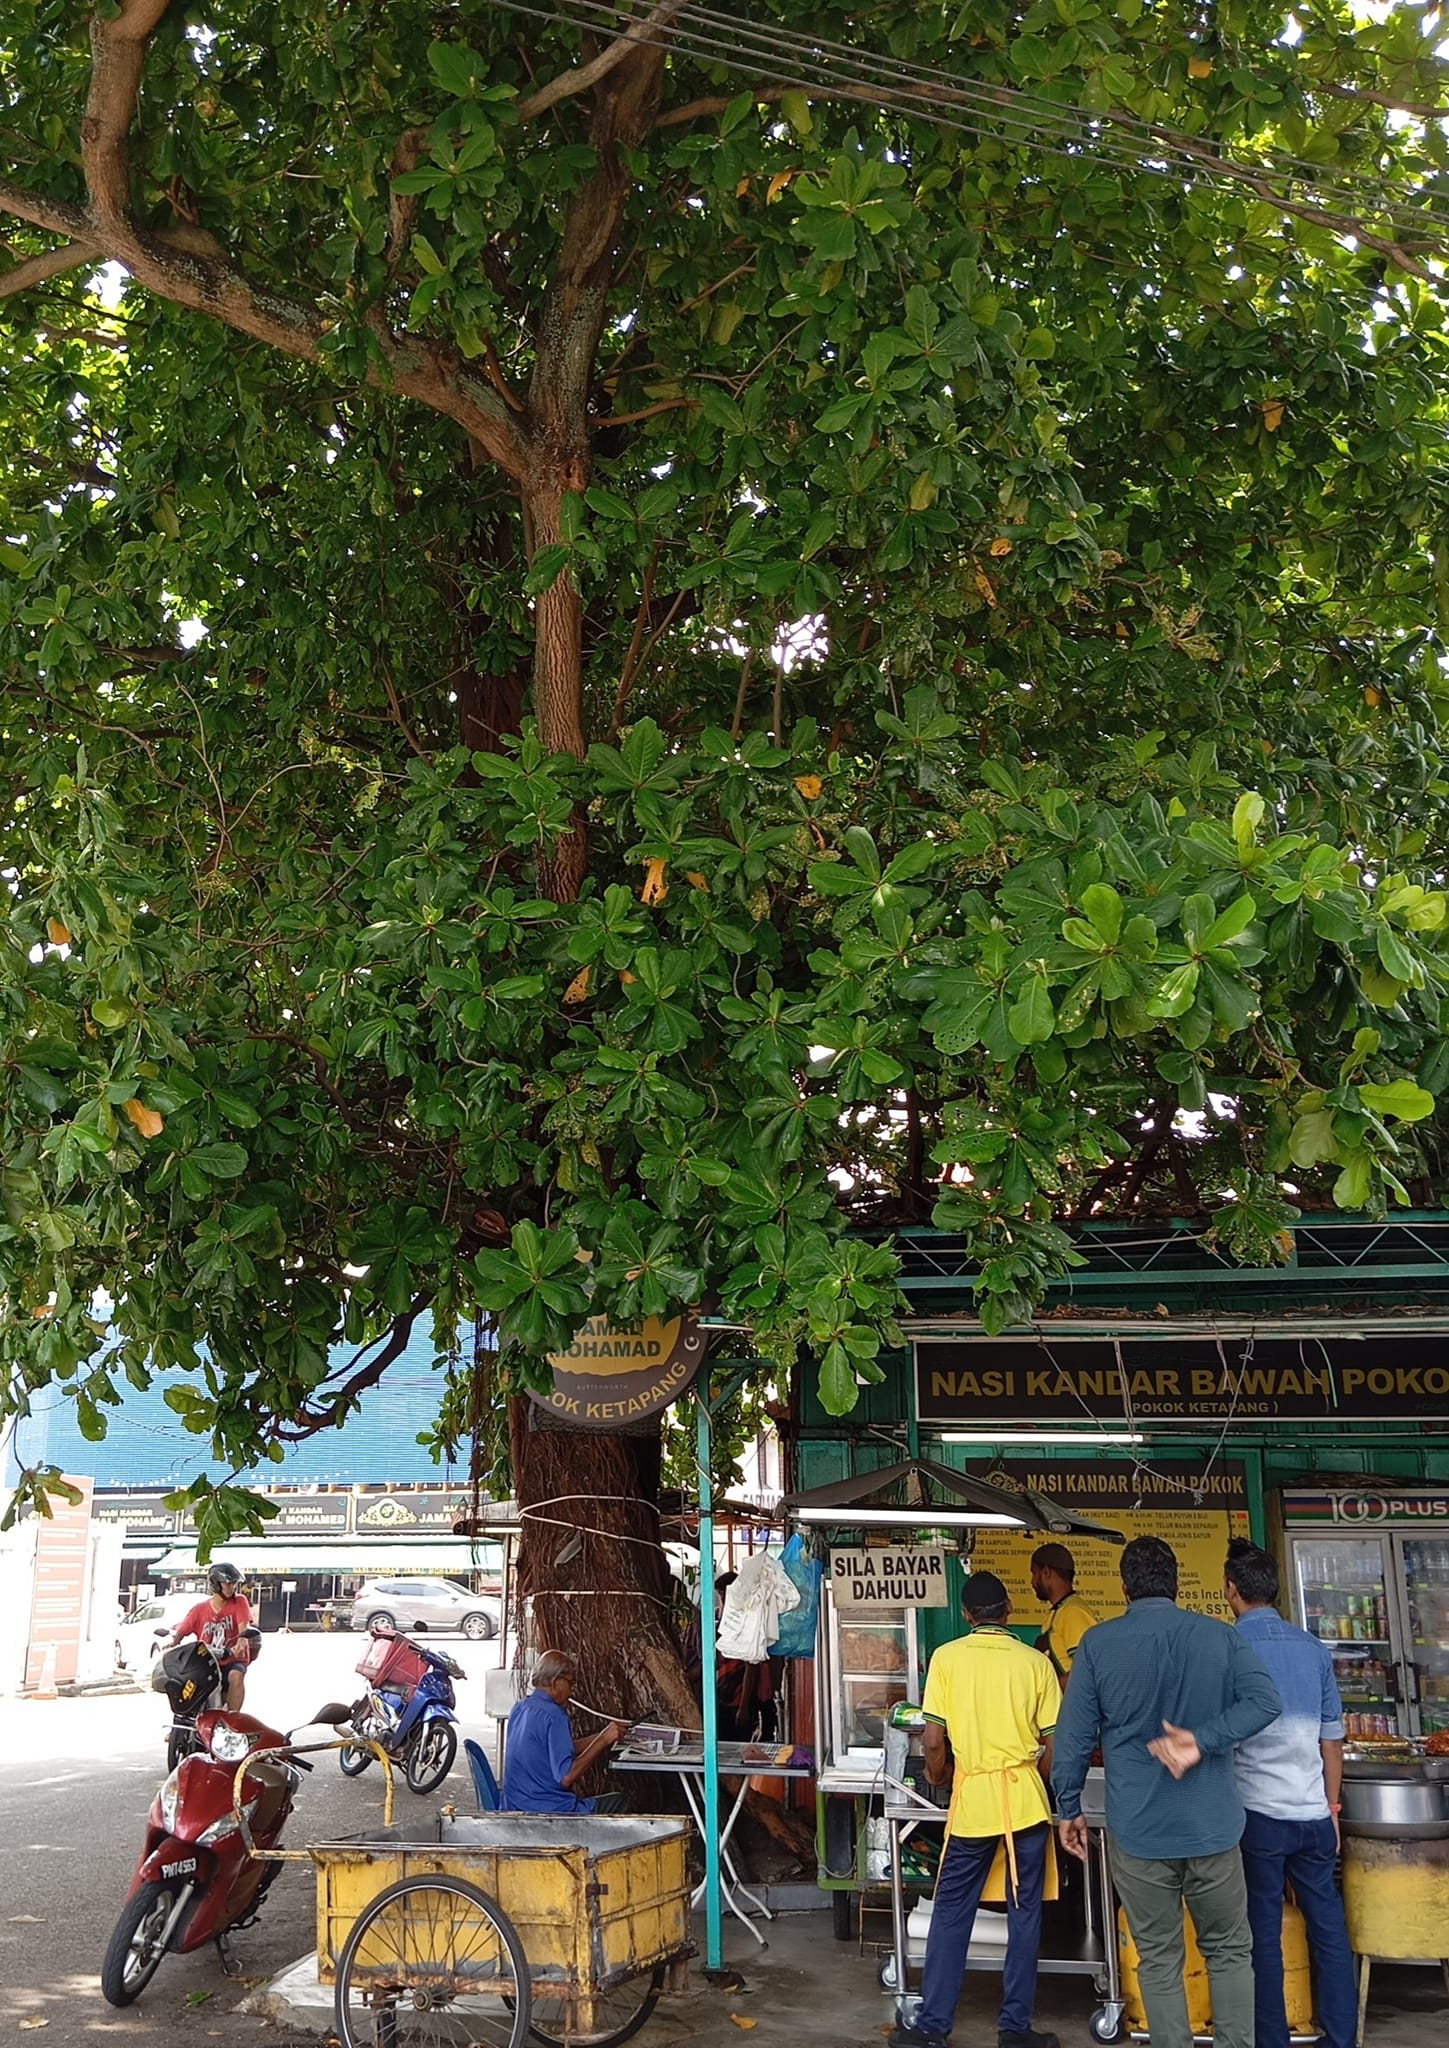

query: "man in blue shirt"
left=502, top=1650, right=629, bottom=1814
left=1052, top=1536, right=1280, bottom=2048
left=1225, top=1540, right=1356, bottom=2048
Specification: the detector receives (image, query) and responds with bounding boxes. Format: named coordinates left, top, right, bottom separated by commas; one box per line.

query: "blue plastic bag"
left=768, top=1532, right=822, bottom=1658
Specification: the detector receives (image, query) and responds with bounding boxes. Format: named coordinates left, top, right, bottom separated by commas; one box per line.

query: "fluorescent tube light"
left=938, top=1431, right=1143, bottom=1447
left=791, top=1505, right=1026, bottom=1529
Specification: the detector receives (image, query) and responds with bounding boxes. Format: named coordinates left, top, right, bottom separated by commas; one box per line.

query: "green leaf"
left=1333, top=1151, right=1373, bottom=1208
left=1146, top=961, right=1199, bottom=1018
left=190, top=1142, right=249, bottom=1178
left=1006, top=978, right=1055, bottom=1045
left=780, top=90, right=813, bottom=136
left=1232, top=791, right=1265, bottom=855
left=1202, top=894, right=1257, bottom=950
left=1079, top=883, right=1123, bottom=946
left=1358, top=1080, right=1435, bottom=1123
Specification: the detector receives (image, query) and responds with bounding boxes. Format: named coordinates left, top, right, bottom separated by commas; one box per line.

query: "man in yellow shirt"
left=1031, top=1543, right=1097, bottom=1687
left=890, top=1572, right=1061, bottom=2048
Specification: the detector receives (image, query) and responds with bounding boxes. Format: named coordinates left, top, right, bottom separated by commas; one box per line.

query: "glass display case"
left=1284, top=1508, right=1449, bottom=1740
left=1403, top=1536, right=1449, bottom=1738
left=816, top=1589, right=926, bottom=1791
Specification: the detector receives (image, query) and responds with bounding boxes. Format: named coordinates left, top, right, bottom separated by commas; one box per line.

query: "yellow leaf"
left=909, top=472, right=937, bottom=511
left=46, top=918, right=71, bottom=947
left=18, top=2020, right=49, bottom=2031
left=1364, top=685, right=1384, bottom=707
left=729, top=2019, right=757, bottom=2031
left=1115, top=622, right=1130, bottom=639
left=1261, top=398, right=1286, bottom=432
left=684, top=870, right=709, bottom=891
left=766, top=171, right=796, bottom=204
left=641, top=856, right=669, bottom=905
left=32, top=1304, right=52, bottom=1319
left=123, top=1098, right=164, bottom=1141
left=620, top=970, right=638, bottom=985
left=735, top=176, right=751, bottom=197
left=562, top=966, right=592, bottom=1005
left=1188, top=55, right=1214, bottom=77
left=973, top=567, right=998, bottom=609
left=989, top=537, right=1013, bottom=558
left=794, top=774, right=823, bottom=800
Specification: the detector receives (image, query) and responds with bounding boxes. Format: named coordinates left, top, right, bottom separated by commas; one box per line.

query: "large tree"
left=4, top=1, right=1449, bottom=1716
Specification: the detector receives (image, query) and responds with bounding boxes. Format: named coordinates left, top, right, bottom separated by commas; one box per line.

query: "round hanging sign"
left=531, top=1314, right=707, bottom=1430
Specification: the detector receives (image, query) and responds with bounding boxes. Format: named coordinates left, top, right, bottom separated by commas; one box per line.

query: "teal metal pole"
left=696, top=1392, right=723, bottom=1969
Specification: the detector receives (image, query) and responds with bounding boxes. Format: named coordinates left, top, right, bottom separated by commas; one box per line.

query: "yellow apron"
left=946, top=1760, right=1060, bottom=1905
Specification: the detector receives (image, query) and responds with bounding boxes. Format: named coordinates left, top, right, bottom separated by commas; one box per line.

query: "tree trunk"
left=508, top=1406, right=699, bottom=1792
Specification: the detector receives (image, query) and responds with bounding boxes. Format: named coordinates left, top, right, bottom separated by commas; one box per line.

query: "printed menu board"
left=964, top=1461, right=1251, bottom=1625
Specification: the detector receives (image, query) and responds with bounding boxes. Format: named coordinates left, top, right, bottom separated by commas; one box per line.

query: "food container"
left=1340, top=1772, right=1447, bottom=1828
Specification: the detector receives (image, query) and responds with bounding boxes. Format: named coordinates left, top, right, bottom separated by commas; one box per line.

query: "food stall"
left=783, top=1454, right=1125, bottom=2025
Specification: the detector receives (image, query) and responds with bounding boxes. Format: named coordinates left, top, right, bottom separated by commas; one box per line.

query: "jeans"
left=1240, top=1808, right=1358, bottom=2048
left=918, top=1823, right=1048, bottom=2036
left=1109, top=1840, right=1254, bottom=2048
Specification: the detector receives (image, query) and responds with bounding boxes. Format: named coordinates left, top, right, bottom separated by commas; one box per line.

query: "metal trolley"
left=876, top=1737, right=1125, bottom=2046
left=235, top=1748, right=694, bottom=2048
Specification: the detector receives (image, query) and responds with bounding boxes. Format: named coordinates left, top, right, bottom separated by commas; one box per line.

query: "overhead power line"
left=481, top=0, right=1449, bottom=256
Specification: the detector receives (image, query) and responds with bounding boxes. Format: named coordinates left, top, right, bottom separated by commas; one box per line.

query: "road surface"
left=0, top=1632, right=507, bottom=2046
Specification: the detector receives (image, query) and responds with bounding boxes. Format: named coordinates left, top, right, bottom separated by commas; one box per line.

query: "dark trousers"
left=918, top=1823, right=1048, bottom=2037
left=1241, top=1808, right=1358, bottom=2048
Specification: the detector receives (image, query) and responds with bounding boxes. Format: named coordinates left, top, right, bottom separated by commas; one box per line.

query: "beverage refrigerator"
left=1281, top=1493, right=1449, bottom=1740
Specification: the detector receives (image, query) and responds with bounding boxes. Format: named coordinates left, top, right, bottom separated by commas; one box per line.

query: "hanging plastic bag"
left=768, top=1532, right=822, bottom=1658
left=717, top=1552, right=800, bottom=1662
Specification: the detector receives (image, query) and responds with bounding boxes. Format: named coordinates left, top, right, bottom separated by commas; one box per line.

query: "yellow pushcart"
left=308, top=1811, right=694, bottom=2048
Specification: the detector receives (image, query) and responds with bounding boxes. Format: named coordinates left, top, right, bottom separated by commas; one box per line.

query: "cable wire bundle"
left=484, top=0, right=1449, bottom=257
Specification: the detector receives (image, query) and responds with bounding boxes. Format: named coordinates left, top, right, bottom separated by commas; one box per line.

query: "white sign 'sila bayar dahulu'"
left=830, top=1546, right=949, bottom=1609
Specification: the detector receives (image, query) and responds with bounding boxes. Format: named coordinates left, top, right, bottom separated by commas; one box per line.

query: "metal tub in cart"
left=310, top=1811, right=694, bottom=2048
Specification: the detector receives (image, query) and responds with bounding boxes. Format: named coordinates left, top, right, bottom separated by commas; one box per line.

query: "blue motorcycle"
left=339, top=1629, right=463, bottom=1794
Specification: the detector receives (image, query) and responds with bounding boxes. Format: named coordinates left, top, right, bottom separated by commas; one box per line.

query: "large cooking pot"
left=1341, top=1772, right=1447, bottom=1827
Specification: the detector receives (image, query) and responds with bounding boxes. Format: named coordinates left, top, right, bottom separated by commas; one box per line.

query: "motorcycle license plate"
left=160, top=1856, right=198, bottom=1879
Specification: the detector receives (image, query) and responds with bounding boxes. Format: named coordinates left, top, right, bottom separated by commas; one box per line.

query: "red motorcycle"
left=101, top=1699, right=351, bottom=2006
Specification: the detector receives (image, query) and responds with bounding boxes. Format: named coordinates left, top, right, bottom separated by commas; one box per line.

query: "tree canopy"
left=4, top=1, right=1449, bottom=1540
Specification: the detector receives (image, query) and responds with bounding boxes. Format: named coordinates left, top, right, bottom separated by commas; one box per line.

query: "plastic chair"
left=464, top=1737, right=501, bottom=1812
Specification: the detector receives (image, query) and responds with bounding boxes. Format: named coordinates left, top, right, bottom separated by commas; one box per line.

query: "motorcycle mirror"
left=309, top=1702, right=354, bottom=1726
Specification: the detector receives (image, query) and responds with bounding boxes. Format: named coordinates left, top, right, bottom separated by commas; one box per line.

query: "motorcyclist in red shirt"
left=166, top=1563, right=254, bottom=1710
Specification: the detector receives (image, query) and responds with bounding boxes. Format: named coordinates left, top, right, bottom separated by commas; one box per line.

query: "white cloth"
left=715, top=1552, right=801, bottom=1663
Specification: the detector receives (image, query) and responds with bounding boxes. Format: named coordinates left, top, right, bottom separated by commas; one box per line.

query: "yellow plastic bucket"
left=1118, top=1900, right=1312, bottom=2037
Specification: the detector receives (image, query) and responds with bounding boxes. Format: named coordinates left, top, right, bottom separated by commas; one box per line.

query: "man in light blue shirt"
left=1225, top=1541, right=1356, bottom=2048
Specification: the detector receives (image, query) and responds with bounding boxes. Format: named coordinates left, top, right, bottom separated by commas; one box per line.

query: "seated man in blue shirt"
left=502, top=1649, right=630, bottom=1814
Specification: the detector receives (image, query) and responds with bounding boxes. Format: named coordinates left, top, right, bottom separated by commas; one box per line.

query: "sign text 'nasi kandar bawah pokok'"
left=915, top=1336, right=1449, bottom=1425
left=829, top=1545, right=951, bottom=1609
left=531, top=1314, right=707, bottom=1430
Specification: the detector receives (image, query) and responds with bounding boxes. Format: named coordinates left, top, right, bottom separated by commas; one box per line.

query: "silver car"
left=349, top=1576, right=499, bottom=1639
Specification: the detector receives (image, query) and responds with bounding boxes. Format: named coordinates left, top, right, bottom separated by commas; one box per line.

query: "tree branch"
left=82, top=0, right=171, bottom=234
left=0, top=241, right=99, bottom=300
left=517, top=0, right=686, bottom=122
left=268, top=1299, right=429, bottom=1441
left=654, top=85, right=801, bottom=130
left=385, top=125, right=429, bottom=273
left=1314, top=79, right=1449, bottom=120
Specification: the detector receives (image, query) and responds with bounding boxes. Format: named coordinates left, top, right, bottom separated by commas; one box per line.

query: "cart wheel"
left=524, top=1964, right=664, bottom=2048
left=877, top=1958, right=898, bottom=1993
left=334, top=1875, right=531, bottom=2048
left=1089, top=2005, right=1124, bottom=2043
left=831, top=1888, right=854, bottom=1942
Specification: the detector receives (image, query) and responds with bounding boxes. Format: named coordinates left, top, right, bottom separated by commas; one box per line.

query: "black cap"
left=1031, top=1543, right=1076, bottom=1578
left=962, top=1570, right=1009, bottom=1612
